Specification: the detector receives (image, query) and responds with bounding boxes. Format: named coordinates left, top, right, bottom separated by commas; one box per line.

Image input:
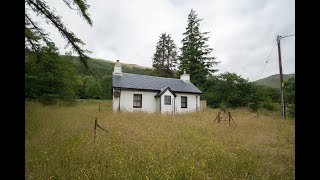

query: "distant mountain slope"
left=63, top=56, right=153, bottom=78
left=254, top=74, right=295, bottom=89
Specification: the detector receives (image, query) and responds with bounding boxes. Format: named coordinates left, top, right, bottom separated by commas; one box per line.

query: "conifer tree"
left=152, top=33, right=178, bottom=77
left=179, top=9, right=219, bottom=88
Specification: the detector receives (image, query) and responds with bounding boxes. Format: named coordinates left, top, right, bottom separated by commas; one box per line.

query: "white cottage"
left=112, top=60, right=203, bottom=114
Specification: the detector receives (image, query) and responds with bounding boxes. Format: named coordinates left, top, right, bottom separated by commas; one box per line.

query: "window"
left=181, top=96, right=187, bottom=108
left=164, top=95, right=171, bottom=105
left=133, top=94, right=142, bottom=108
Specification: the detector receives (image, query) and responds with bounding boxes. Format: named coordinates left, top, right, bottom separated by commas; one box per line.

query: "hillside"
left=63, top=55, right=153, bottom=78
left=254, top=74, right=295, bottom=89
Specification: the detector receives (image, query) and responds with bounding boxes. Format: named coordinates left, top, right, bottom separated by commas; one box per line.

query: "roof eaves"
left=154, top=87, right=177, bottom=97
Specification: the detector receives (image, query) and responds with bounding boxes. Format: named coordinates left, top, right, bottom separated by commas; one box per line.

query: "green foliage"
left=285, top=77, right=295, bottom=118
left=256, top=85, right=281, bottom=103
left=202, top=72, right=260, bottom=110
left=26, top=50, right=152, bottom=103
left=25, top=45, right=78, bottom=105
left=284, top=77, right=295, bottom=104
left=179, top=9, right=219, bottom=88
left=99, top=75, right=113, bottom=100
left=152, top=33, right=178, bottom=77
left=81, top=76, right=102, bottom=99
left=287, top=104, right=295, bottom=118
left=261, top=98, right=277, bottom=111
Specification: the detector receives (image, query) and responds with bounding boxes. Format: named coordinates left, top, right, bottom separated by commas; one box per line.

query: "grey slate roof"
left=112, top=73, right=202, bottom=94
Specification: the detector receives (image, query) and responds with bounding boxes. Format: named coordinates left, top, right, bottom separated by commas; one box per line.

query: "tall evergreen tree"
left=179, top=9, right=219, bottom=88
left=152, top=33, right=178, bottom=77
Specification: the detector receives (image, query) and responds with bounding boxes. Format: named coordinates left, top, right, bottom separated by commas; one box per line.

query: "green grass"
left=25, top=100, right=295, bottom=179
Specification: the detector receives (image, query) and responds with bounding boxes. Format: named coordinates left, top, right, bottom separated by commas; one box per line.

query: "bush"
left=287, top=104, right=295, bottom=118
left=219, top=101, right=228, bottom=112
left=261, top=99, right=276, bottom=111
left=39, top=94, right=59, bottom=105
left=248, top=102, right=259, bottom=112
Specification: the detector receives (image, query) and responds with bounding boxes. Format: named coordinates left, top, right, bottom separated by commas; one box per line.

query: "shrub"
left=287, top=104, right=295, bottom=118
left=261, top=99, right=276, bottom=111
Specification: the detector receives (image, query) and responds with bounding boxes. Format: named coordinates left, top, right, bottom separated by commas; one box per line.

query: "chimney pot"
left=113, top=60, right=122, bottom=76
left=180, top=69, right=190, bottom=82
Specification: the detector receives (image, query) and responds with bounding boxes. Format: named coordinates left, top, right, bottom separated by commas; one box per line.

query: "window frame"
left=133, top=94, right=142, bottom=108
left=164, top=95, right=171, bottom=105
left=181, top=96, right=187, bottom=108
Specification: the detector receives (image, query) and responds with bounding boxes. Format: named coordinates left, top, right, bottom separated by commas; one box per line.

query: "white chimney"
left=113, top=60, right=122, bottom=76
left=180, top=69, right=190, bottom=82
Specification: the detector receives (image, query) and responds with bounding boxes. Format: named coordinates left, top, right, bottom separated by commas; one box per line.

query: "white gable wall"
left=160, top=90, right=175, bottom=114
left=175, top=93, right=200, bottom=114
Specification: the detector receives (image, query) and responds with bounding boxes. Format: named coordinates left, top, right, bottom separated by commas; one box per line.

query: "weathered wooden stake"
left=229, top=112, right=237, bottom=126
left=94, top=117, right=97, bottom=142
left=228, top=112, right=231, bottom=126
left=214, top=112, right=221, bottom=123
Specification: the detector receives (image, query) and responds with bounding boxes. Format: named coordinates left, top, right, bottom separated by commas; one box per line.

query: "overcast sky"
left=30, top=0, right=295, bottom=81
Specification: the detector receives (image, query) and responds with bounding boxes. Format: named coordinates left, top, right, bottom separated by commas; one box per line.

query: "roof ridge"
left=122, top=73, right=183, bottom=81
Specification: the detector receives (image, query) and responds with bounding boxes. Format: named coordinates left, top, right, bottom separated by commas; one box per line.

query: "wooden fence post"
left=94, top=117, right=97, bottom=142
left=214, top=112, right=221, bottom=123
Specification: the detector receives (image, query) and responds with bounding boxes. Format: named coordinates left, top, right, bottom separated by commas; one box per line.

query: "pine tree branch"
left=25, top=31, right=40, bottom=52
left=63, top=0, right=93, bottom=26
left=26, top=0, right=90, bottom=68
left=25, top=13, right=53, bottom=46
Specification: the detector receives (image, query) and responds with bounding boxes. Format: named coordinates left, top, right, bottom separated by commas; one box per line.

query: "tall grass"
left=25, top=100, right=295, bottom=179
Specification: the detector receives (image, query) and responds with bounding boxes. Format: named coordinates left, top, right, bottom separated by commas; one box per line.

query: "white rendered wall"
left=113, top=89, right=158, bottom=113
left=160, top=90, right=174, bottom=114
left=112, top=89, right=120, bottom=111
left=175, top=93, right=200, bottom=114
left=156, top=97, right=160, bottom=112
left=112, top=89, right=200, bottom=114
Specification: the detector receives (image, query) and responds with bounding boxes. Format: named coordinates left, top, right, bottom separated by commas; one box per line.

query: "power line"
left=258, top=41, right=277, bottom=80
left=280, top=34, right=295, bottom=39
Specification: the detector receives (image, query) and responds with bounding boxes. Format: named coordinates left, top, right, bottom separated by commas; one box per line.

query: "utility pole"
left=277, top=35, right=286, bottom=120
left=276, top=34, right=294, bottom=120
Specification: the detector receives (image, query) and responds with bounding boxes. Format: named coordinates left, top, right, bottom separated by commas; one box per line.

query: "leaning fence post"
left=228, top=112, right=231, bottom=126
left=214, top=112, right=221, bottom=123
left=94, top=117, right=97, bottom=142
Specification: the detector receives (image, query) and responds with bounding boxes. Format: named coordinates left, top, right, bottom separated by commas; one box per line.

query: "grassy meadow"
left=25, top=100, right=295, bottom=179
